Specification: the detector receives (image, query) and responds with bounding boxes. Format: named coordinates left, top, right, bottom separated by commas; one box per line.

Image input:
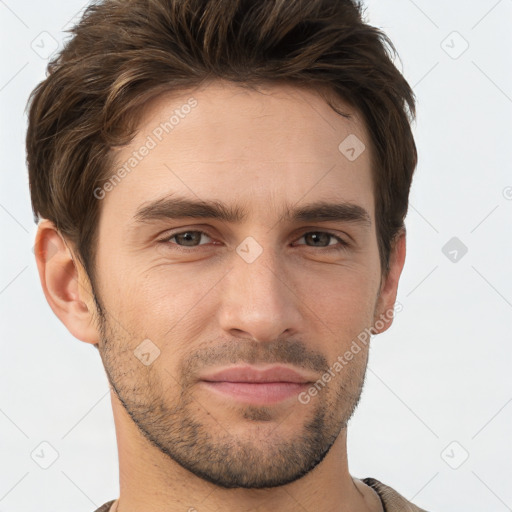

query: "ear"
left=372, top=228, right=406, bottom=335
left=34, top=219, right=100, bottom=345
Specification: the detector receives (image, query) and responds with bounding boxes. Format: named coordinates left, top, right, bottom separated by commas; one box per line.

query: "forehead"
left=102, top=80, right=375, bottom=224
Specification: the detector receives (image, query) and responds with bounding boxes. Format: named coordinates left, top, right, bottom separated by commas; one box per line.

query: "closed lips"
left=199, top=365, right=314, bottom=384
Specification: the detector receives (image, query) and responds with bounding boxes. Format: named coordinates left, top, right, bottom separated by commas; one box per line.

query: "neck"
left=110, top=390, right=382, bottom=512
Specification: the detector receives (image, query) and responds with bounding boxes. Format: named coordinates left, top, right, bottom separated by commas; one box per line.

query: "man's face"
left=92, top=81, right=388, bottom=488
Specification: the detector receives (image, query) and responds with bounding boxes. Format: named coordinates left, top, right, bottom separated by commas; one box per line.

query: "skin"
left=35, top=80, right=406, bottom=512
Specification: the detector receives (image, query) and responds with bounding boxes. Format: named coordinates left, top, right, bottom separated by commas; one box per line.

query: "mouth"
left=198, top=365, right=314, bottom=405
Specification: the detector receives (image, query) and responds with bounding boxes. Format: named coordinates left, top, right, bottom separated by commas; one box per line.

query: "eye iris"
left=175, top=231, right=201, bottom=246
left=305, top=232, right=330, bottom=246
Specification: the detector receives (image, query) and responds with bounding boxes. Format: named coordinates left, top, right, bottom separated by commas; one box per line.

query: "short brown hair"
left=26, top=0, right=417, bottom=285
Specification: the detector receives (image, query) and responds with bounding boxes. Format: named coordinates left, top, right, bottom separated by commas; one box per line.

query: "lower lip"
left=200, top=381, right=309, bottom=405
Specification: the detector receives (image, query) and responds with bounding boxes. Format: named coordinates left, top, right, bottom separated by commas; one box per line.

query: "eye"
left=160, top=230, right=214, bottom=247
left=294, top=231, right=348, bottom=249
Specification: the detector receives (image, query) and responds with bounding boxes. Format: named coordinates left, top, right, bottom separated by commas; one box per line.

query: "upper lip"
left=199, top=365, right=314, bottom=384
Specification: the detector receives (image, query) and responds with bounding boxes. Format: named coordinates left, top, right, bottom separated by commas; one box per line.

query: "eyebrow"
left=133, top=195, right=372, bottom=228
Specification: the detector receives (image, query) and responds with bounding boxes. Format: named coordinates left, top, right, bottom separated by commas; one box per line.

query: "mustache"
left=180, top=338, right=329, bottom=378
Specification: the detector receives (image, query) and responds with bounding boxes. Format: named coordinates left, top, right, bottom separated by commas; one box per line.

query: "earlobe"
left=34, top=220, right=100, bottom=345
left=372, top=229, right=406, bottom=335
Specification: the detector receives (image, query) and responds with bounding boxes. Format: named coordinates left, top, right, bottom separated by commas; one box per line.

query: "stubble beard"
left=96, top=309, right=368, bottom=489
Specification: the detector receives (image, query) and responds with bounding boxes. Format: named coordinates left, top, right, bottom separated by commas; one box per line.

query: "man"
left=26, top=0, right=427, bottom=510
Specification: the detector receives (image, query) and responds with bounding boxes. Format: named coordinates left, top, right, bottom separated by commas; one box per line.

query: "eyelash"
left=157, top=230, right=350, bottom=252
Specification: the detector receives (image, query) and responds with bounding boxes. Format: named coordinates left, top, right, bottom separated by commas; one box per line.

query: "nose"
left=217, top=244, right=303, bottom=343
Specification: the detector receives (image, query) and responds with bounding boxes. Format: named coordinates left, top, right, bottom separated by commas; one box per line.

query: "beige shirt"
left=94, top=477, right=429, bottom=512
left=362, top=477, right=429, bottom=511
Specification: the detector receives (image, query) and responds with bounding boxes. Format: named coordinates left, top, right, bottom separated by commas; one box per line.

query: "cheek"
left=104, top=262, right=222, bottom=343
left=296, top=264, right=380, bottom=344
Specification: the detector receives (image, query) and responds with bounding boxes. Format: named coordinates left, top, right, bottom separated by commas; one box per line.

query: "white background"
left=1, top=1, right=511, bottom=511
